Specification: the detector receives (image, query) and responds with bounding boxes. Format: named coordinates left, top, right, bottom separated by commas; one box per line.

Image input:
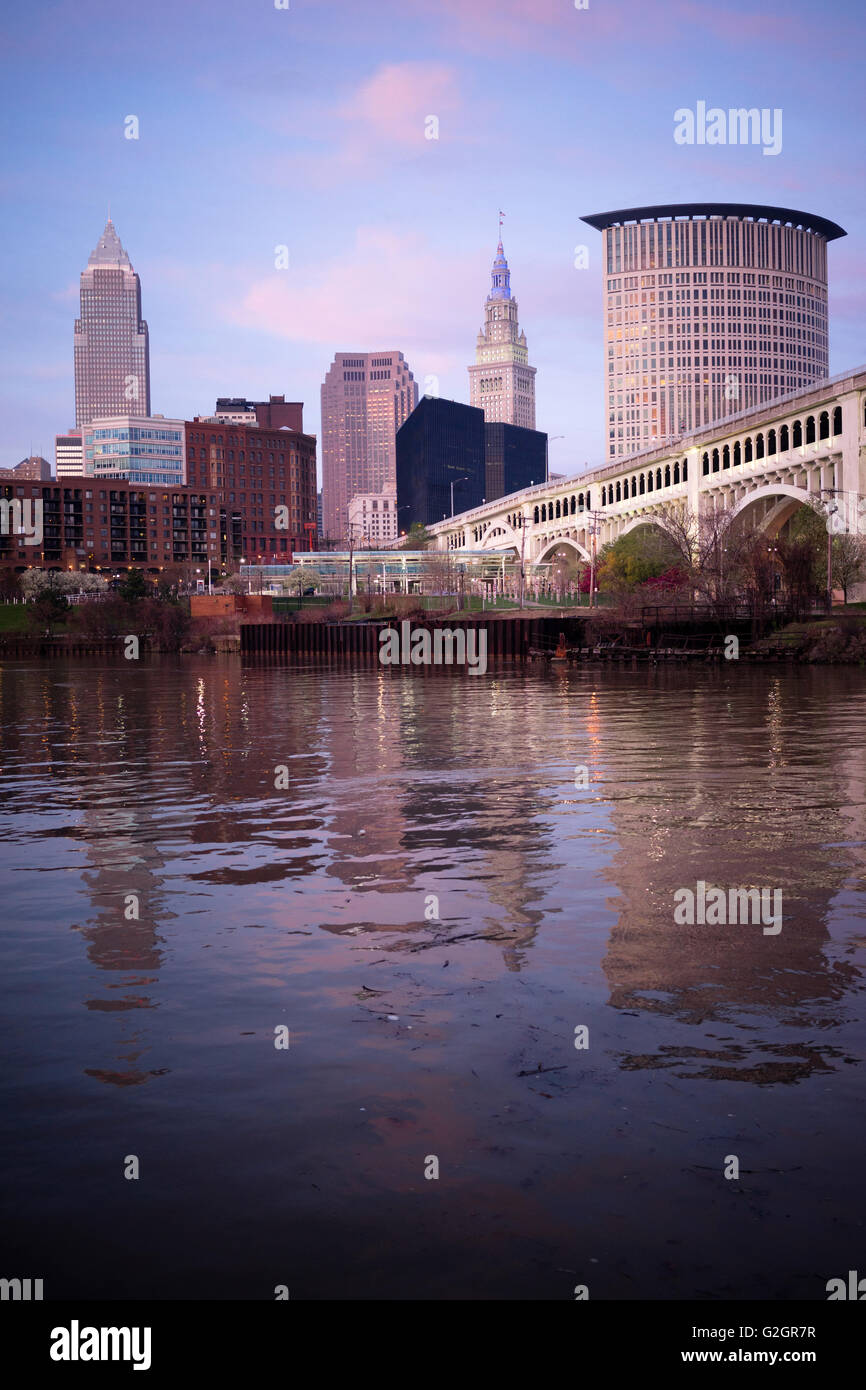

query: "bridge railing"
left=641, top=603, right=764, bottom=625
left=640, top=600, right=831, bottom=626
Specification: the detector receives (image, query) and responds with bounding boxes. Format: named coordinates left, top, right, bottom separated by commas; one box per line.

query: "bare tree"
left=651, top=501, right=742, bottom=609
left=551, top=547, right=578, bottom=603
left=831, top=532, right=866, bottom=605
left=737, top=534, right=777, bottom=619
left=776, top=535, right=818, bottom=618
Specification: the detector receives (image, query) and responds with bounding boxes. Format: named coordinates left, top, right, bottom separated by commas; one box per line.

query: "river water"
left=1, top=656, right=864, bottom=1300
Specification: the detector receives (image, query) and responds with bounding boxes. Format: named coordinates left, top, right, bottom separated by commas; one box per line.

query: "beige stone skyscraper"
left=74, top=220, right=151, bottom=427
left=468, top=234, right=536, bottom=429
left=321, top=352, right=417, bottom=541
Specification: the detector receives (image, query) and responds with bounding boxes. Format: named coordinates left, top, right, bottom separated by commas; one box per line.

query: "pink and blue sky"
left=1, top=0, right=863, bottom=476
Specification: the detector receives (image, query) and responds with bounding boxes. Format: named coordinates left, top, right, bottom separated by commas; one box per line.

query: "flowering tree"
left=20, top=569, right=108, bottom=600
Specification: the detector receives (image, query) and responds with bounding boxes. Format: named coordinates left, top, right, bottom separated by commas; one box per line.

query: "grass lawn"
left=0, top=604, right=85, bottom=635
left=0, top=605, right=32, bottom=633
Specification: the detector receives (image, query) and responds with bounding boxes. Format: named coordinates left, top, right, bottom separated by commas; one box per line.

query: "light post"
left=586, top=509, right=604, bottom=609
left=819, top=488, right=846, bottom=609
left=396, top=504, right=412, bottom=545
left=554, top=547, right=567, bottom=606
left=450, top=475, right=469, bottom=518
left=346, top=525, right=356, bottom=606
left=547, top=436, right=564, bottom=482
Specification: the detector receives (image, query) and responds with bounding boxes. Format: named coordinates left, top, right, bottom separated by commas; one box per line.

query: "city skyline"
left=1, top=0, right=864, bottom=478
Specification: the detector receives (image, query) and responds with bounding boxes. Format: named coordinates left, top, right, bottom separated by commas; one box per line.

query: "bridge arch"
left=477, top=520, right=520, bottom=550
left=729, top=483, right=819, bottom=537
left=619, top=512, right=676, bottom=541
left=534, top=536, right=591, bottom=565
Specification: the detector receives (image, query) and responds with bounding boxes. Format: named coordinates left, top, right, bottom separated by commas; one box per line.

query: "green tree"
left=28, top=589, right=68, bottom=635
left=788, top=505, right=825, bottom=587
left=597, top=526, right=681, bottom=592
left=118, top=568, right=149, bottom=602
left=400, top=523, right=431, bottom=551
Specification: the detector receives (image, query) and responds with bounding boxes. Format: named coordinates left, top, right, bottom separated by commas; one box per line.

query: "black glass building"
left=483, top=422, right=548, bottom=502
left=396, top=397, right=486, bottom=530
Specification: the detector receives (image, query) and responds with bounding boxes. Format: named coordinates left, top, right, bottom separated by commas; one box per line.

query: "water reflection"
left=587, top=666, right=866, bottom=1083
left=2, top=656, right=865, bottom=1298
left=1, top=659, right=865, bottom=1087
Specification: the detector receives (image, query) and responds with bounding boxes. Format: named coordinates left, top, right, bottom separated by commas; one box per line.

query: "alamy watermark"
left=824, top=494, right=866, bottom=535
left=0, top=498, right=43, bottom=546
left=50, top=1322, right=151, bottom=1371
left=379, top=620, right=487, bottom=675
left=1, top=1276, right=43, bottom=1300
left=826, top=1270, right=866, bottom=1300
left=674, top=102, right=782, bottom=156
left=673, top=881, right=782, bottom=935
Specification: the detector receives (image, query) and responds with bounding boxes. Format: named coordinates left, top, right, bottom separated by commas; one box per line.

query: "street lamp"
left=396, top=504, right=413, bottom=545
left=818, top=488, right=846, bottom=609
left=546, top=436, right=564, bottom=482
left=450, top=474, right=469, bottom=518
left=585, top=509, right=604, bottom=609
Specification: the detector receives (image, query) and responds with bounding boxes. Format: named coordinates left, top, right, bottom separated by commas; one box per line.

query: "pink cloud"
left=400, top=0, right=819, bottom=58
left=51, top=282, right=80, bottom=304
left=227, top=225, right=602, bottom=420
left=674, top=0, right=818, bottom=48
left=338, top=62, right=461, bottom=148
left=245, top=60, right=465, bottom=189
left=229, top=226, right=479, bottom=367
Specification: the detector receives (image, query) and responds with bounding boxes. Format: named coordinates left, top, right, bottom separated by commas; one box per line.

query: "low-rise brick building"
left=184, top=414, right=317, bottom=560
left=1, top=414, right=318, bottom=579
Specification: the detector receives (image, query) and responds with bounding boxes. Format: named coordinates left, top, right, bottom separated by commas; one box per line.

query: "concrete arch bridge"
left=428, top=367, right=866, bottom=572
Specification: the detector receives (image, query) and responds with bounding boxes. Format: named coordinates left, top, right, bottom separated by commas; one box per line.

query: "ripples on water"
left=1, top=657, right=865, bottom=1298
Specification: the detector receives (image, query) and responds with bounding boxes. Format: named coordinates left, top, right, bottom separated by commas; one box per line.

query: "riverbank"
left=3, top=607, right=866, bottom=663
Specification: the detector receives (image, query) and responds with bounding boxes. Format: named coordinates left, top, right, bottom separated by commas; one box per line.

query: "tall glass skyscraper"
left=74, top=220, right=151, bottom=428
left=581, top=202, right=844, bottom=462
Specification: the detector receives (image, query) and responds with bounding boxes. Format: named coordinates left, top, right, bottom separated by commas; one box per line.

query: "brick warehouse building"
left=184, top=414, right=317, bottom=561
left=0, top=416, right=317, bottom=578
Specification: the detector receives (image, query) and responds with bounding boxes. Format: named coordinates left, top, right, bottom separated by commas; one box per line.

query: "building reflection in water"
left=304, top=666, right=555, bottom=969
left=3, top=657, right=864, bottom=1093
left=594, top=666, right=866, bottom=1082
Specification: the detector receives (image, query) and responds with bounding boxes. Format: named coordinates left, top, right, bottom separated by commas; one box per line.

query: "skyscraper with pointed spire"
left=468, top=232, right=536, bottom=429
left=74, top=219, right=150, bottom=427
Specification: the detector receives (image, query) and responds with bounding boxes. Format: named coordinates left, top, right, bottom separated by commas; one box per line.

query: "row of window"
left=532, top=492, right=594, bottom=523
left=599, top=405, right=845, bottom=504
left=698, top=407, right=842, bottom=475
left=188, top=447, right=307, bottom=464
left=602, top=463, right=687, bottom=504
